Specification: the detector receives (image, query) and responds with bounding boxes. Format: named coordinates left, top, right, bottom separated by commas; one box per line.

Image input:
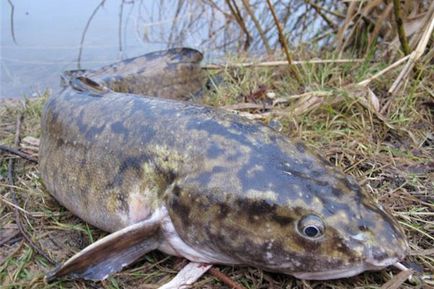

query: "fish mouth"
left=292, top=265, right=368, bottom=280
left=291, top=258, right=400, bottom=280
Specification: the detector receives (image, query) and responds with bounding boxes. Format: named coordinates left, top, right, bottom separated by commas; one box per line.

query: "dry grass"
left=0, top=50, right=433, bottom=289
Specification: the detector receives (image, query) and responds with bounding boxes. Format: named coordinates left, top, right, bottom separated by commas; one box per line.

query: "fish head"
left=275, top=185, right=409, bottom=280
left=165, top=118, right=408, bottom=280
left=233, top=153, right=410, bottom=280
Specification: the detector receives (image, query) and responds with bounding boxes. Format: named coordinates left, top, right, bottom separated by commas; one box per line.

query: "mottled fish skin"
left=88, top=48, right=205, bottom=100
left=62, top=48, right=205, bottom=100
left=39, top=48, right=408, bottom=280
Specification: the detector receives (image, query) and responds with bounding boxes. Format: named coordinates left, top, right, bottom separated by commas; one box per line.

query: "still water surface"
left=1, top=0, right=322, bottom=99
left=1, top=0, right=220, bottom=99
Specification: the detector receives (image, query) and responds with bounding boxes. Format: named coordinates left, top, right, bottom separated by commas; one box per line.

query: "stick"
left=7, top=114, right=55, bottom=265
left=380, top=268, right=414, bottom=289
left=336, top=1, right=356, bottom=55
left=305, top=0, right=337, bottom=30
left=273, top=91, right=333, bottom=105
left=6, top=0, right=17, bottom=44
left=209, top=267, right=247, bottom=289
left=225, top=0, right=251, bottom=51
left=266, top=0, right=302, bottom=83
left=77, top=0, right=106, bottom=69
left=0, top=144, right=38, bottom=163
left=158, top=262, right=212, bottom=289
left=392, top=0, right=411, bottom=55
left=0, top=240, right=24, bottom=267
left=389, top=2, right=434, bottom=95
left=223, top=103, right=273, bottom=110
left=241, top=0, right=272, bottom=55
left=358, top=54, right=410, bottom=86
left=367, top=3, right=393, bottom=52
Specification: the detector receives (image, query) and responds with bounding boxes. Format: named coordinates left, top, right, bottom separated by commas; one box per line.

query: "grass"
left=0, top=50, right=433, bottom=289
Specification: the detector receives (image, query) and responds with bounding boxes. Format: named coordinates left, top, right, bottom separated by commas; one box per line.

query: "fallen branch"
left=0, top=144, right=38, bottom=163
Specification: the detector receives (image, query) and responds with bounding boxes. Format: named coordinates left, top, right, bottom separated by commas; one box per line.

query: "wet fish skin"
left=40, top=48, right=408, bottom=281
left=62, top=47, right=205, bottom=100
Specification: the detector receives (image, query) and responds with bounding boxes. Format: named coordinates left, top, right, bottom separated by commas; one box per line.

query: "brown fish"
left=40, top=48, right=408, bottom=285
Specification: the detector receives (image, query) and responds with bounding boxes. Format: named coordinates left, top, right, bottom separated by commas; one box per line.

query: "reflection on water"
left=1, top=0, right=331, bottom=99
left=1, top=1, right=164, bottom=98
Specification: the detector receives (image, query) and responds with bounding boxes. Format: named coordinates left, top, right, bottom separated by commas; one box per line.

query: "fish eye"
left=297, top=215, right=324, bottom=239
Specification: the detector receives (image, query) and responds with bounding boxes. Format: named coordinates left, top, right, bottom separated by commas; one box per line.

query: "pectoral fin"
left=46, top=215, right=162, bottom=282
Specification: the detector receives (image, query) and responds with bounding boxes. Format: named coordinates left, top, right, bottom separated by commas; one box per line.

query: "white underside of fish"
left=158, top=206, right=240, bottom=264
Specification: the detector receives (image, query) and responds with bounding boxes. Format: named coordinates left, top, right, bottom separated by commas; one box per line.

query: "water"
left=0, top=0, right=209, bottom=99
left=1, top=0, right=329, bottom=99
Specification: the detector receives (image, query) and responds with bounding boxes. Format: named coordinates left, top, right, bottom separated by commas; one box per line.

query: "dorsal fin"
left=69, top=76, right=110, bottom=96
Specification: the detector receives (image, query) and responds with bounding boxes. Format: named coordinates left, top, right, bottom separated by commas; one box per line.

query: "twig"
left=167, top=0, right=185, bottom=48
left=380, top=268, right=414, bottom=289
left=304, top=0, right=337, bottom=31
left=0, top=224, right=20, bottom=247
left=336, top=1, right=357, bottom=55
left=203, top=58, right=364, bottom=70
left=7, top=114, right=55, bottom=265
left=223, top=103, right=273, bottom=110
left=208, top=267, right=247, bottom=289
left=358, top=54, right=411, bottom=86
left=232, top=111, right=270, bottom=121
left=367, top=3, right=393, bottom=52
left=389, top=2, right=434, bottom=95
left=340, top=1, right=380, bottom=56
left=201, top=0, right=232, bottom=18
left=266, top=0, right=302, bottom=83
left=7, top=0, right=17, bottom=44
left=77, top=0, right=106, bottom=69
left=0, top=240, right=24, bottom=267
left=0, top=144, right=38, bottom=163
left=392, top=0, right=411, bottom=55
left=1, top=195, right=34, bottom=216
left=225, top=0, right=251, bottom=51
left=409, top=248, right=434, bottom=256
left=273, top=91, right=333, bottom=105
left=118, top=0, right=124, bottom=57
left=241, top=0, right=272, bottom=55
left=305, top=0, right=345, bottom=19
